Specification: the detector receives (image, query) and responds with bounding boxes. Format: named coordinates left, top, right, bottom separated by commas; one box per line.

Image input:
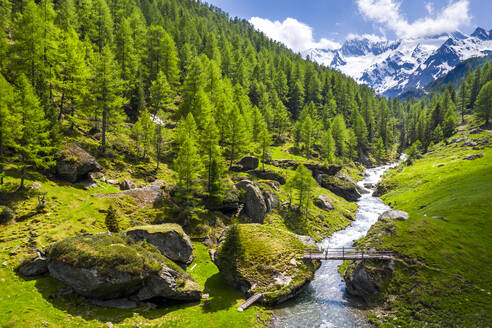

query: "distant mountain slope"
left=398, top=55, right=492, bottom=99
left=304, top=28, right=492, bottom=97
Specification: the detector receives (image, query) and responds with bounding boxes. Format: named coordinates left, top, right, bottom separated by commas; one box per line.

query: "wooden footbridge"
left=303, top=247, right=394, bottom=261
left=237, top=247, right=394, bottom=311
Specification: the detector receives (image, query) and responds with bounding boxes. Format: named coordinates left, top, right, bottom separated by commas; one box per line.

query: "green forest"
left=0, top=0, right=491, bottom=327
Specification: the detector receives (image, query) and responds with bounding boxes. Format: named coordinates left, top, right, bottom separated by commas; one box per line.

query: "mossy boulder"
left=48, top=233, right=202, bottom=301
left=126, top=224, right=194, bottom=266
left=56, top=143, right=102, bottom=182
left=343, top=259, right=394, bottom=304
left=211, top=224, right=320, bottom=305
left=318, top=173, right=361, bottom=202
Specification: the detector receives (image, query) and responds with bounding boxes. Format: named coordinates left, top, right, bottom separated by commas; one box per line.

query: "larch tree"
left=200, top=115, right=225, bottom=201
left=14, top=75, right=54, bottom=188
left=475, top=81, right=492, bottom=125
left=149, top=71, right=175, bottom=116
left=93, top=45, right=125, bottom=153
left=0, top=74, right=18, bottom=184
left=457, top=80, right=469, bottom=124
left=321, top=128, right=335, bottom=164
left=286, top=164, right=316, bottom=217
left=57, top=28, right=90, bottom=127
left=153, top=109, right=166, bottom=170
left=174, top=120, right=202, bottom=205
left=331, top=114, right=348, bottom=158
left=258, top=122, right=272, bottom=170
left=225, top=106, right=249, bottom=168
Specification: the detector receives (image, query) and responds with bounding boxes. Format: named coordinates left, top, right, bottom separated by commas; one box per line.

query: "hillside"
left=345, top=121, right=492, bottom=326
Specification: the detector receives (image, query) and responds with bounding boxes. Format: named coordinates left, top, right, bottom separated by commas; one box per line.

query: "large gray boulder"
left=314, top=195, right=334, bottom=211
left=378, top=210, right=409, bottom=221
left=56, top=144, right=102, bottom=182
left=248, top=169, right=286, bottom=185
left=136, top=265, right=202, bottom=301
left=48, top=233, right=202, bottom=301
left=344, top=260, right=394, bottom=300
left=126, top=224, right=194, bottom=266
left=235, top=180, right=268, bottom=223
left=48, top=261, right=144, bottom=299
left=238, top=156, right=259, bottom=171
left=317, top=173, right=361, bottom=202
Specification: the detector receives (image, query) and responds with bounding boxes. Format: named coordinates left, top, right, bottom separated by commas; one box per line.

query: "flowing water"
left=272, top=161, right=401, bottom=328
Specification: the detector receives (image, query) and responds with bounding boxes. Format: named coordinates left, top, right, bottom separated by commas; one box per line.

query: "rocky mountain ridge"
left=303, top=27, right=492, bottom=97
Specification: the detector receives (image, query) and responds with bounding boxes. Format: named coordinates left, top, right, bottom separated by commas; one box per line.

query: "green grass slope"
left=358, top=126, right=492, bottom=327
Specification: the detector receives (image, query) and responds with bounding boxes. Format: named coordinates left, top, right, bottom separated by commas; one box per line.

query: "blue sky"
left=205, top=0, right=492, bottom=51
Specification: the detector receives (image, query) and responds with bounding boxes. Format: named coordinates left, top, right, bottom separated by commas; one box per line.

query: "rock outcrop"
left=120, top=179, right=136, bottom=190
left=314, top=195, right=334, bottom=210
left=56, top=144, right=102, bottom=182
left=317, top=173, right=361, bottom=202
left=238, top=156, right=259, bottom=171
left=344, top=259, right=394, bottom=302
left=235, top=180, right=269, bottom=223
left=47, top=233, right=202, bottom=301
left=17, top=255, right=49, bottom=276
left=212, top=224, right=320, bottom=305
left=247, top=169, right=286, bottom=185
left=126, top=224, right=194, bottom=266
left=378, top=210, right=409, bottom=221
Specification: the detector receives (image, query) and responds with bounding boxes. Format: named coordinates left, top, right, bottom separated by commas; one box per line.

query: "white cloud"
left=249, top=17, right=341, bottom=52
left=356, top=0, right=471, bottom=39
left=347, top=33, right=387, bottom=42
left=425, top=2, right=434, bottom=15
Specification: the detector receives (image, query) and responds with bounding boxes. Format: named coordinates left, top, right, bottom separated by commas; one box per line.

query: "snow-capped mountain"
left=303, top=27, right=492, bottom=97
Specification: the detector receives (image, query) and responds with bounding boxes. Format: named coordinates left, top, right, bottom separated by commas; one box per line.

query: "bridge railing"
left=303, top=247, right=394, bottom=259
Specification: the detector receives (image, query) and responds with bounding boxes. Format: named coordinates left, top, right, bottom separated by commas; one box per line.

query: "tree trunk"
left=20, top=166, right=26, bottom=189
left=101, top=105, right=107, bottom=153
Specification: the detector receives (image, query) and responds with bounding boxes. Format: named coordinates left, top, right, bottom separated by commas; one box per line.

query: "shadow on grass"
left=31, top=274, right=200, bottom=324
left=201, top=272, right=243, bottom=313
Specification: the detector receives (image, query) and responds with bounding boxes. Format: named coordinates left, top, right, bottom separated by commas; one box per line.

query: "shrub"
left=0, top=207, right=14, bottom=224
left=105, top=205, right=120, bottom=232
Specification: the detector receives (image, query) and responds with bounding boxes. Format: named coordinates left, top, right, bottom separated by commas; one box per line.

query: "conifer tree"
left=331, top=114, right=348, bottom=158
left=225, top=106, right=249, bottom=168
left=134, top=110, right=154, bottom=158
left=475, top=81, right=492, bottom=125
left=174, top=130, right=202, bottom=204
left=14, top=75, right=54, bottom=188
left=321, top=128, right=335, bottom=164
left=351, top=108, right=368, bottom=154
left=93, top=45, right=125, bottom=152
left=180, top=57, right=206, bottom=118
left=443, top=107, right=457, bottom=138
left=0, top=74, right=18, bottom=184
left=258, top=123, right=272, bottom=170
left=115, top=17, right=138, bottom=86
left=149, top=71, right=175, bottom=115
left=301, top=115, right=315, bottom=159
left=469, top=66, right=482, bottom=110
left=200, top=116, right=225, bottom=200
left=153, top=109, right=165, bottom=170
left=286, top=164, right=316, bottom=216
left=457, top=80, right=469, bottom=124
left=175, top=113, right=198, bottom=149
left=375, top=136, right=386, bottom=162
left=91, top=0, right=113, bottom=52
left=57, top=28, right=90, bottom=127
left=432, top=124, right=443, bottom=143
